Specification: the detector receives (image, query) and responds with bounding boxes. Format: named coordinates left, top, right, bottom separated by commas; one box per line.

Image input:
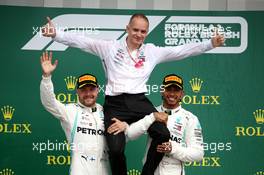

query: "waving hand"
left=40, top=51, right=58, bottom=77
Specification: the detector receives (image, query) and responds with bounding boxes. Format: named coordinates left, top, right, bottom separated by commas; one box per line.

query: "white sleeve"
left=155, top=40, right=213, bottom=64
left=168, top=116, right=204, bottom=162
left=54, top=31, right=113, bottom=59
left=125, top=113, right=156, bottom=140
left=40, top=75, right=68, bottom=122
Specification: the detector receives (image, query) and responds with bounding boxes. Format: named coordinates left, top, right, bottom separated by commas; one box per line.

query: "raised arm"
left=41, top=17, right=112, bottom=58
left=40, top=51, right=68, bottom=121
left=154, top=31, right=225, bottom=64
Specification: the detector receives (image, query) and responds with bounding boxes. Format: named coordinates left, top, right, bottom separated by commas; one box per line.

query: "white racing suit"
left=40, top=75, right=156, bottom=175
left=127, top=105, right=204, bottom=175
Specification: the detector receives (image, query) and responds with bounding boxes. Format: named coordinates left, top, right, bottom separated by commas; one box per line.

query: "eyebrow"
left=132, top=28, right=147, bottom=33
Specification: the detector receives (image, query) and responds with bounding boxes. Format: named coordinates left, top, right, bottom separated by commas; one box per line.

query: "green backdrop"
left=0, top=5, right=263, bottom=175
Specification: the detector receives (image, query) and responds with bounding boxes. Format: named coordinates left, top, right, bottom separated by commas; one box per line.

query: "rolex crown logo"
left=64, top=76, right=77, bottom=91
left=127, top=169, right=141, bottom=175
left=189, top=77, right=203, bottom=93
left=1, top=106, right=15, bottom=121
left=255, top=171, right=264, bottom=175
left=0, top=168, right=15, bottom=175
left=253, top=109, right=264, bottom=124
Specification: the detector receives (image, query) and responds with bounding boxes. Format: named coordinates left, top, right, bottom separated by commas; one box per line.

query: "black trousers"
left=103, top=93, right=170, bottom=175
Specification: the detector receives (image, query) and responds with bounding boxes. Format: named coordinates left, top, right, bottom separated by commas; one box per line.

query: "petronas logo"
left=0, top=168, right=15, bottom=175
left=127, top=169, right=141, bottom=175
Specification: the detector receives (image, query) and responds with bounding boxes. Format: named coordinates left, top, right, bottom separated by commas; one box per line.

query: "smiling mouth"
left=84, top=96, right=94, bottom=100
left=168, top=97, right=176, bottom=102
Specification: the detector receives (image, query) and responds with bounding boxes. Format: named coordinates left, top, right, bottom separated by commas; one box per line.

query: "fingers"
left=46, top=16, right=53, bottom=29
left=41, top=27, right=46, bottom=36
left=113, top=130, right=122, bottom=135
left=54, top=59, right=58, bottom=68
left=40, top=52, right=44, bottom=63
left=40, top=51, right=54, bottom=62
left=214, top=27, right=224, bottom=38
left=157, top=146, right=166, bottom=153
left=111, top=118, right=119, bottom=122
left=43, top=51, right=52, bottom=60
left=107, top=118, right=126, bottom=135
left=107, top=124, right=123, bottom=135
left=214, top=27, right=219, bottom=36
left=154, top=112, right=168, bottom=124
left=212, top=35, right=225, bottom=47
left=42, top=16, right=56, bottom=37
left=45, top=51, right=48, bottom=60
left=216, top=35, right=225, bottom=47
left=49, top=51, right=52, bottom=61
left=47, top=16, right=52, bottom=25
left=51, top=59, right=58, bottom=71
left=42, top=17, right=52, bottom=36
left=162, top=112, right=168, bottom=123
left=107, top=120, right=119, bottom=134
left=40, top=51, right=58, bottom=77
left=157, top=142, right=172, bottom=153
left=157, top=145, right=164, bottom=153
left=40, top=56, right=42, bottom=63
left=42, top=52, right=46, bottom=61
left=218, top=35, right=225, bottom=44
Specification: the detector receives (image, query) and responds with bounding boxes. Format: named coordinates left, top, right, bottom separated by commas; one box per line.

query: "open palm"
left=40, top=51, right=58, bottom=76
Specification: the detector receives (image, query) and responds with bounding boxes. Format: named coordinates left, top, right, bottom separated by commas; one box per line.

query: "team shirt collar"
left=161, top=104, right=182, bottom=115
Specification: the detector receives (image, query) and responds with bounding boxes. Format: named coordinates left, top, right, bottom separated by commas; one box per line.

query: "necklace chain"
left=126, top=46, right=139, bottom=64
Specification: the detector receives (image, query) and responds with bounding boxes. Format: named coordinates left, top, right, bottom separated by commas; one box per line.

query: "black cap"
left=76, top=73, right=98, bottom=89
left=163, top=74, right=183, bottom=90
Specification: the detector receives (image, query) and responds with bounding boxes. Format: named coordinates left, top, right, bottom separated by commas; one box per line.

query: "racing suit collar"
left=161, top=104, right=182, bottom=115
left=77, top=99, right=97, bottom=113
